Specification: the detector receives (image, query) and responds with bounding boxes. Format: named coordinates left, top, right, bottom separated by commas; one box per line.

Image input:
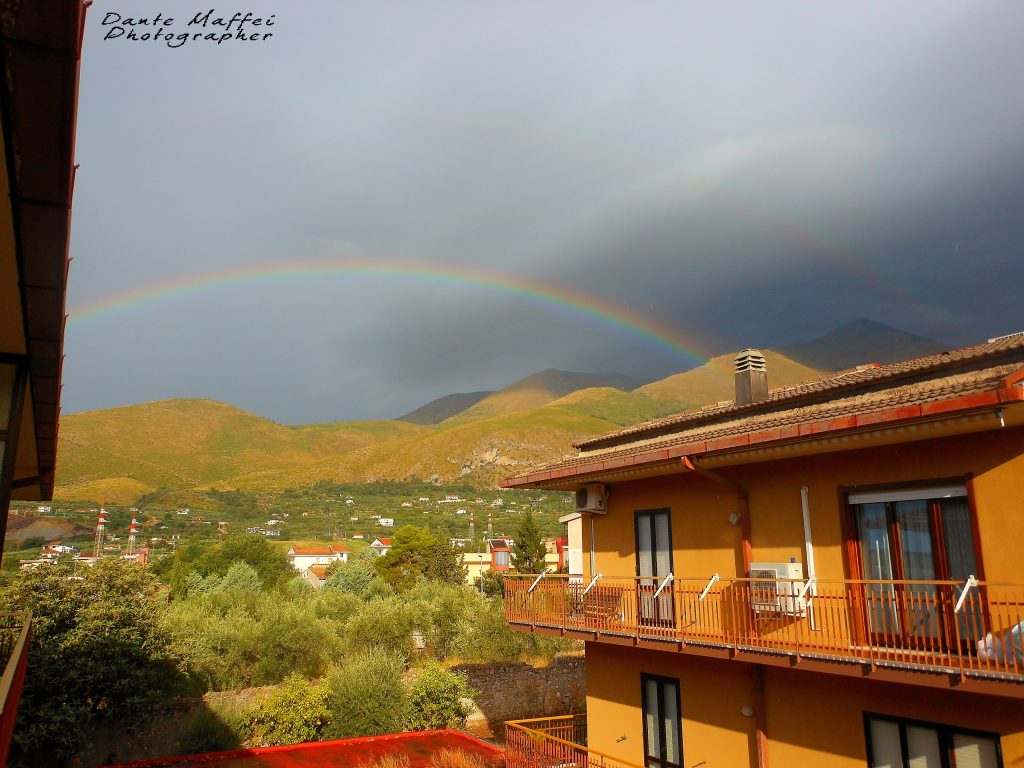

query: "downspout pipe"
left=589, top=513, right=596, bottom=578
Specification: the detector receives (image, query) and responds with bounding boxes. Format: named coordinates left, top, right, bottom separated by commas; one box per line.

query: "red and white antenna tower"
left=127, top=513, right=139, bottom=555
left=93, top=506, right=108, bottom=558
left=487, top=510, right=494, bottom=541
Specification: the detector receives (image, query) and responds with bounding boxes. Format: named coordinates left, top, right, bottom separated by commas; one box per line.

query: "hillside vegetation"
left=59, top=315, right=947, bottom=504
left=54, top=351, right=824, bottom=503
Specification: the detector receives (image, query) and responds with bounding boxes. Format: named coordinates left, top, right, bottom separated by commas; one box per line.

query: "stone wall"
left=454, top=654, right=586, bottom=739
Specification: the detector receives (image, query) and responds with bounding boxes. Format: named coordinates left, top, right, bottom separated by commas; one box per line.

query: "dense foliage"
left=2, top=560, right=189, bottom=767
left=375, top=525, right=466, bottom=590
left=2, top=529, right=576, bottom=763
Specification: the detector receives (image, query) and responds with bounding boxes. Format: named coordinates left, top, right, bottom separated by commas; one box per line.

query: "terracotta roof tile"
left=507, top=362, right=1021, bottom=483
left=575, top=334, right=1024, bottom=451
left=289, top=546, right=337, bottom=556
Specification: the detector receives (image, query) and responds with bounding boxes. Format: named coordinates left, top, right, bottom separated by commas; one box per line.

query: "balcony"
left=505, top=715, right=638, bottom=768
left=0, top=614, right=31, bottom=766
left=504, top=575, right=1024, bottom=696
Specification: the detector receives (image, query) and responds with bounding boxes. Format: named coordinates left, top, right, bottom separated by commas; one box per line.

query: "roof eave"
left=503, top=387, right=1024, bottom=490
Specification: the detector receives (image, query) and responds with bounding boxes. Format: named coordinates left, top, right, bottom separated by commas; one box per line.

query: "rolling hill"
left=438, top=369, right=650, bottom=425
left=56, top=399, right=427, bottom=503
left=398, top=391, right=493, bottom=425
left=54, top=320, right=945, bottom=503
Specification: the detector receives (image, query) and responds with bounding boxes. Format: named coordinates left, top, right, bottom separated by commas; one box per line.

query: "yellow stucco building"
left=502, top=338, right=1024, bottom=768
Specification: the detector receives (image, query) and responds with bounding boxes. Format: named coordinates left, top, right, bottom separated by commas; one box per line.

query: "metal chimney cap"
left=734, top=348, right=767, bottom=373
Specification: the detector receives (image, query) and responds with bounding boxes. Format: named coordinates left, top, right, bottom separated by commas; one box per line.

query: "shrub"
left=405, top=661, right=474, bottom=731
left=325, top=649, right=409, bottom=739
left=363, top=754, right=411, bottom=768
left=239, top=674, right=331, bottom=746
left=430, top=749, right=492, bottom=768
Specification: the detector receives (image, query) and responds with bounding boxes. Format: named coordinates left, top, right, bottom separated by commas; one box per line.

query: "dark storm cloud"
left=63, top=1, right=1024, bottom=422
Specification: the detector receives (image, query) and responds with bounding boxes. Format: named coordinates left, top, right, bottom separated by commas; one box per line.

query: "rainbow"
left=67, top=258, right=709, bottom=365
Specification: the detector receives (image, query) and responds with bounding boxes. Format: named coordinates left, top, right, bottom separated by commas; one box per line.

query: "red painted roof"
left=288, top=546, right=337, bottom=556
left=373, top=537, right=393, bottom=546
left=108, top=729, right=503, bottom=768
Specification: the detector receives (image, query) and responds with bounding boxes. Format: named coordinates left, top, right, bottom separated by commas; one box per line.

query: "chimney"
left=734, top=349, right=768, bottom=406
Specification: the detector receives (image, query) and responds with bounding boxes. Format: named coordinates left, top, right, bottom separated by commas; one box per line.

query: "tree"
left=2, top=560, right=187, bottom=766
left=196, top=534, right=290, bottom=590
left=324, top=548, right=378, bottom=597
left=375, top=526, right=465, bottom=591
left=512, top=513, right=547, bottom=573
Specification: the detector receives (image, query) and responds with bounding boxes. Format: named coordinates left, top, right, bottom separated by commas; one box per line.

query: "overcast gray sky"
left=65, top=1, right=1024, bottom=423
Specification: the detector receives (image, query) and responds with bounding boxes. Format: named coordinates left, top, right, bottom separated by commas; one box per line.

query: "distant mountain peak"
left=397, top=391, right=493, bottom=425
left=777, top=319, right=947, bottom=372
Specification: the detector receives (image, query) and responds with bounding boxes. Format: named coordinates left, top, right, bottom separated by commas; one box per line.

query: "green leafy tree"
left=512, top=513, right=547, bottom=573
left=3, top=560, right=187, bottom=767
left=476, top=569, right=505, bottom=598
left=214, top=560, right=263, bottom=592
left=344, top=595, right=421, bottom=661
left=324, top=548, right=378, bottom=597
left=375, top=526, right=465, bottom=591
left=196, top=534, right=290, bottom=590
left=405, top=661, right=475, bottom=731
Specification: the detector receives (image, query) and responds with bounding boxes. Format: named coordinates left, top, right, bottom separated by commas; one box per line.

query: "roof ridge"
left=507, top=362, right=1021, bottom=486
left=574, top=335, right=1024, bottom=451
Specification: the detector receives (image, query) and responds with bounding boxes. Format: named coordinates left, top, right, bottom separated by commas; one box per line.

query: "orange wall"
left=583, top=426, right=1024, bottom=584
left=586, top=643, right=754, bottom=768
left=585, top=643, right=1024, bottom=767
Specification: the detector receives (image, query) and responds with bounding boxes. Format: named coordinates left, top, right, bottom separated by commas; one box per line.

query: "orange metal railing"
left=505, top=715, right=640, bottom=768
left=504, top=574, right=1024, bottom=683
left=0, top=614, right=31, bottom=767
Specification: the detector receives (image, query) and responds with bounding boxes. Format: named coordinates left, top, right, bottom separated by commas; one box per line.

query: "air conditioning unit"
left=575, top=484, right=607, bottom=514
left=749, top=561, right=806, bottom=615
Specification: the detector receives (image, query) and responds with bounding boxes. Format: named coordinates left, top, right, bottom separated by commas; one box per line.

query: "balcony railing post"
left=503, top=575, right=1024, bottom=685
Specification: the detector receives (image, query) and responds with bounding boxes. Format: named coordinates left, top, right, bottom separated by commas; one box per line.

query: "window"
left=846, top=484, right=982, bottom=645
left=493, top=550, right=510, bottom=568
left=641, top=674, right=682, bottom=768
left=865, top=714, right=1002, bottom=768
left=635, top=509, right=674, bottom=626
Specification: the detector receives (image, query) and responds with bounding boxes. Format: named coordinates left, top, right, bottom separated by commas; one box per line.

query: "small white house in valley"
left=379, top=517, right=395, bottom=527
left=286, top=544, right=350, bottom=573
left=370, top=537, right=393, bottom=557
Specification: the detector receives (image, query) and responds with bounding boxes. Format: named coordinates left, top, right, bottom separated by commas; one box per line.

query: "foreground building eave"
left=0, top=0, right=85, bottom=500
left=502, top=365, right=1024, bottom=490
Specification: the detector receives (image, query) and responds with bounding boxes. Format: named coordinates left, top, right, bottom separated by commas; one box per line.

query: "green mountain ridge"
left=55, top=321, right=946, bottom=504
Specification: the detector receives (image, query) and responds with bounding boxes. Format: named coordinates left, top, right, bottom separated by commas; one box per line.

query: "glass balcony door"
left=850, top=486, right=981, bottom=652
left=636, top=509, right=674, bottom=628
